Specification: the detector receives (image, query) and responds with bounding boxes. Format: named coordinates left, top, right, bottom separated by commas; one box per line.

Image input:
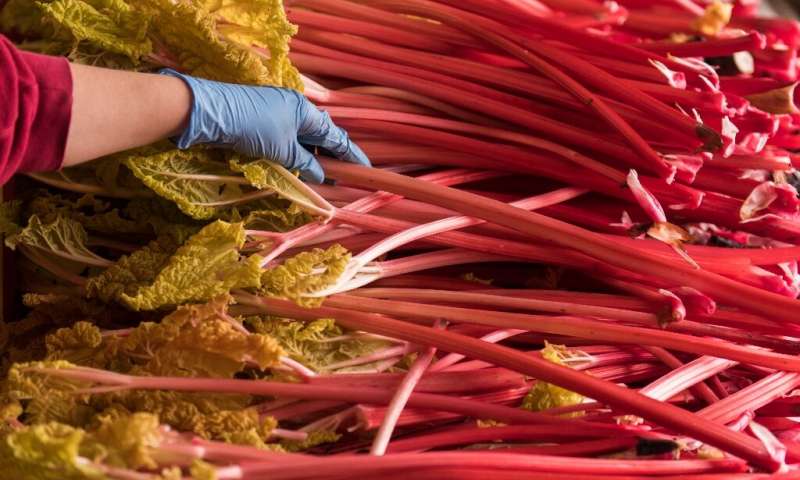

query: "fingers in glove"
left=299, top=107, right=372, bottom=167
left=288, top=141, right=326, bottom=184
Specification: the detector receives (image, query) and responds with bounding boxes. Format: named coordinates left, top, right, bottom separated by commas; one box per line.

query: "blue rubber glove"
left=160, top=69, right=370, bottom=183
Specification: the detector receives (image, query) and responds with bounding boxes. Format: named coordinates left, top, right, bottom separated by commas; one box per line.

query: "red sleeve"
left=0, top=35, right=73, bottom=185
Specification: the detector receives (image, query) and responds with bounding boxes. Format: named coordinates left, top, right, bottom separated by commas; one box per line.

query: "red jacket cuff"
left=17, top=50, right=73, bottom=173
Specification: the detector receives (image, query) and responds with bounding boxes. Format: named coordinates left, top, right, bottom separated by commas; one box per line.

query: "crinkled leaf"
left=84, top=412, right=163, bottom=470
left=36, top=0, right=152, bottom=61
left=124, top=197, right=203, bottom=244
left=280, top=429, right=341, bottom=452
left=0, top=413, right=172, bottom=479
left=140, top=296, right=284, bottom=377
left=0, top=201, right=22, bottom=238
left=0, top=422, right=105, bottom=480
left=45, top=321, right=105, bottom=368
left=87, top=221, right=261, bottom=310
left=6, top=215, right=112, bottom=267
left=222, top=201, right=312, bottom=233
left=2, top=0, right=302, bottom=87
left=98, top=392, right=269, bottom=447
left=246, top=317, right=391, bottom=372
left=30, top=157, right=150, bottom=199
left=85, top=235, right=177, bottom=306
left=185, top=408, right=274, bottom=444
left=230, top=157, right=333, bottom=218
left=260, top=244, right=351, bottom=307
left=693, top=1, right=732, bottom=36
left=205, top=0, right=302, bottom=89
left=1, top=0, right=151, bottom=71
left=189, top=459, right=219, bottom=480
left=123, top=149, right=248, bottom=220
left=159, top=467, right=184, bottom=480
left=0, top=313, right=58, bottom=375
left=53, top=297, right=283, bottom=376
left=521, top=343, right=584, bottom=416
left=8, top=299, right=283, bottom=442
left=141, top=0, right=301, bottom=88
left=4, top=361, right=95, bottom=425
left=25, top=191, right=148, bottom=236
left=130, top=200, right=301, bottom=244
left=125, top=149, right=319, bottom=226
left=20, top=293, right=113, bottom=332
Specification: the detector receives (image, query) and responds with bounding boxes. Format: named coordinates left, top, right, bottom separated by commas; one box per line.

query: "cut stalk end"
left=696, top=124, right=724, bottom=152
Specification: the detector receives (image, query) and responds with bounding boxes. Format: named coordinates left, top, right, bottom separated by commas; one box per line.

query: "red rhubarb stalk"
left=326, top=107, right=626, bottom=181
left=291, top=53, right=647, bottom=164
left=383, top=424, right=636, bottom=453
left=369, top=320, right=442, bottom=455
left=372, top=0, right=718, bottom=150
left=320, top=160, right=800, bottom=324
left=236, top=450, right=746, bottom=479
left=243, top=297, right=782, bottom=470
left=642, top=347, right=721, bottom=405
left=34, top=365, right=580, bottom=427
left=322, top=294, right=800, bottom=371
left=698, top=372, right=800, bottom=425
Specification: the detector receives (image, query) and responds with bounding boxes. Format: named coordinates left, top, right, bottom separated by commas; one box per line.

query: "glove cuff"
left=159, top=69, right=228, bottom=149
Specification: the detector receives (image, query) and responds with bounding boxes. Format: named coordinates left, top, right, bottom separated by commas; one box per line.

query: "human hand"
left=160, top=69, right=370, bottom=183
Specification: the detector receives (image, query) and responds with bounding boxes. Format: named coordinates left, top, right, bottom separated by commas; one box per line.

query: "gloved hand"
left=159, top=69, right=370, bottom=183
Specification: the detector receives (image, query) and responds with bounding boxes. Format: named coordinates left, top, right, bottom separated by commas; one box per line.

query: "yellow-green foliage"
left=260, top=244, right=352, bottom=307
left=87, top=221, right=263, bottom=310
left=521, top=342, right=585, bottom=415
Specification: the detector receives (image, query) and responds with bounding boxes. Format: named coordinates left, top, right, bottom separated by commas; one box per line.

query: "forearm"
left=63, top=63, right=192, bottom=167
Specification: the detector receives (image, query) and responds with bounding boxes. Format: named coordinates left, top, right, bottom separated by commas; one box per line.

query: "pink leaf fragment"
left=778, top=261, right=800, bottom=294
left=738, top=132, right=770, bottom=153
left=627, top=170, right=699, bottom=268
left=610, top=210, right=639, bottom=232
left=740, top=181, right=800, bottom=222
left=721, top=117, right=740, bottom=157
left=664, top=152, right=709, bottom=183
left=727, top=265, right=800, bottom=298
left=670, top=56, right=720, bottom=89
left=627, top=170, right=666, bottom=223
left=649, top=59, right=687, bottom=89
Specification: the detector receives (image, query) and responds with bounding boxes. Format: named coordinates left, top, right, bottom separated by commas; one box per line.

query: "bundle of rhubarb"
left=4, top=0, right=800, bottom=478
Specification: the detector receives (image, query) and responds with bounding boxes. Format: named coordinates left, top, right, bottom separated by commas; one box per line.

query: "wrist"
left=163, top=75, right=192, bottom=138
left=158, top=69, right=228, bottom=149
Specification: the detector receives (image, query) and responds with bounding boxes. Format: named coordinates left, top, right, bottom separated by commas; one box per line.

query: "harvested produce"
left=3, top=0, right=800, bottom=478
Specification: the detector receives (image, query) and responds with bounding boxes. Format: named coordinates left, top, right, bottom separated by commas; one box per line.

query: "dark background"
left=768, top=0, right=799, bottom=17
